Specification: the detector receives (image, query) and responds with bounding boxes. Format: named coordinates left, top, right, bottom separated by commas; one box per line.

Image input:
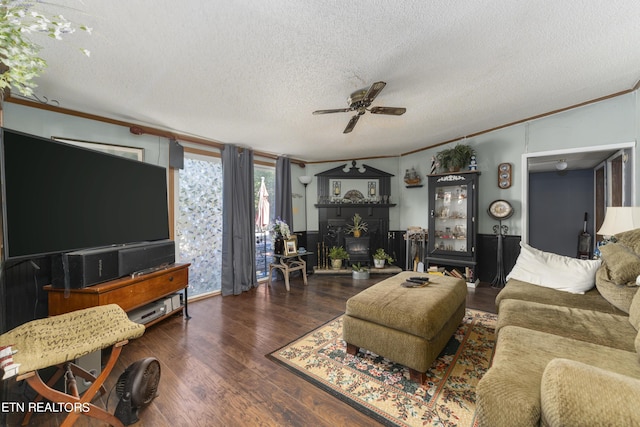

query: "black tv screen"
left=1, top=128, right=170, bottom=260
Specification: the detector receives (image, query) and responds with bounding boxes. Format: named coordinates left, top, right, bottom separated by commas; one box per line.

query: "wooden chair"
left=0, top=304, right=145, bottom=426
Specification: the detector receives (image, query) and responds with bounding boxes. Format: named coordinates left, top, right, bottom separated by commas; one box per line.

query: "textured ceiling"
left=17, top=1, right=640, bottom=161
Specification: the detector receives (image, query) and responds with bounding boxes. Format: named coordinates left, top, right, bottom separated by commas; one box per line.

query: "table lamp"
left=597, top=207, right=640, bottom=237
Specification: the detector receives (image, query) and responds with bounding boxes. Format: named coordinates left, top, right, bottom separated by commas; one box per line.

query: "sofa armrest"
left=541, top=358, right=640, bottom=427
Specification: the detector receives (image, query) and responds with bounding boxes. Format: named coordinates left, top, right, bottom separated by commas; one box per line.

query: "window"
left=175, top=151, right=223, bottom=297
left=173, top=151, right=276, bottom=294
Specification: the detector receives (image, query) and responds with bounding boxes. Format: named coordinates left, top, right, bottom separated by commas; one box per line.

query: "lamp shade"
left=597, top=207, right=640, bottom=236
left=298, top=175, right=312, bottom=185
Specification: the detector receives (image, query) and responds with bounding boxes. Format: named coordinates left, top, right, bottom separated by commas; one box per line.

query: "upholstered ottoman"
left=343, top=272, right=467, bottom=383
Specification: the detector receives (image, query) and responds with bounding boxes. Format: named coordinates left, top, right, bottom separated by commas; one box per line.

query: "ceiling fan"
left=312, top=81, right=406, bottom=133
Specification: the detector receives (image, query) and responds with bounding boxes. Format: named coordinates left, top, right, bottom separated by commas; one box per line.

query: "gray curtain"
left=221, top=145, right=257, bottom=296
left=275, top=156, right=293, bottom=226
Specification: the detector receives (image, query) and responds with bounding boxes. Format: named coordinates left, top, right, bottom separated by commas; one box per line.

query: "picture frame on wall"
left=284, top=238, right=297, bottom=255
left=52, top=137, right=144, bottom=161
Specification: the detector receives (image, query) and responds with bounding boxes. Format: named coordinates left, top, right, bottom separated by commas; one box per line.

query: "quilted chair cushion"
left=0, top=304, right=145, bottom=375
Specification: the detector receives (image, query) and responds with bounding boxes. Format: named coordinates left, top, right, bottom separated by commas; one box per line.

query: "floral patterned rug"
left=267, top=309, right=497, bottom=427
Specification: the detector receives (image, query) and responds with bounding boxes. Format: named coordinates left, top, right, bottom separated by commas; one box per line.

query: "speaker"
left=118, top=240, right=175, bottom=276
left=51, top=240, right=175, bottom=289
left=169, top=139, right=184, bottom=169
left=51, top=246, right=121, bottom=289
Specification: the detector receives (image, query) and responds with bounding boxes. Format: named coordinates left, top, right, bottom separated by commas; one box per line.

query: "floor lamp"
left=298, top=176, right=312, bottom=271
left=298, top=176, right=312, bottom=229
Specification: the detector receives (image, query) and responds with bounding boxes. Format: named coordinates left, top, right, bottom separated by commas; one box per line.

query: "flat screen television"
left=0, top=128, right=170, bottom=261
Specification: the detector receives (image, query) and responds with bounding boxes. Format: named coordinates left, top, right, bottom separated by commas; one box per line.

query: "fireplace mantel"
left=315, top=161, right=395, bottom=261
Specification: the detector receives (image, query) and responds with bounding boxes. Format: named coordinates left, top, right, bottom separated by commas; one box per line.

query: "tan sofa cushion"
left=630, top=289, right=640, bottom=331
left=475, top=326, right=640, bottom=427
left=599, top=242, right=640, bottom=286
left=629, top=291, right=640, bottom=354
left=496, top=299, right=636, bottom=352
left=497, top=279, right=625, bottom=315
left=541, top=358, right=640, bottom=427
left=596, top=266, right=639, bottom=314
left=615, top=227, right=640, bottom=254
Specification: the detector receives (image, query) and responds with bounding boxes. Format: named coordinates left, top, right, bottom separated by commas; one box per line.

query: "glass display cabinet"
left=426, top=171, right=480, bottom=285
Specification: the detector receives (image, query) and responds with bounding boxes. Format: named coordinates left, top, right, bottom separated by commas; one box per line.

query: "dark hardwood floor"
left=6, top=274, right=499, bottom=427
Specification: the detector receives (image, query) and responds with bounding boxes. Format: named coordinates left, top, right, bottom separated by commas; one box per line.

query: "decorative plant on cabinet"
left=436, top=143, right=476, bottom=173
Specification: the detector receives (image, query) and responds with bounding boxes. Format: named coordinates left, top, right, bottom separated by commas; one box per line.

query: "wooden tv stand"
left=44, top=263, right=191, bottom=327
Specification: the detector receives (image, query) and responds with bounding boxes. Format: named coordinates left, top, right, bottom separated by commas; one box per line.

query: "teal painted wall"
left=4, top=90, right=639, bottom=237
left=399, top=91, right=638, bottom=236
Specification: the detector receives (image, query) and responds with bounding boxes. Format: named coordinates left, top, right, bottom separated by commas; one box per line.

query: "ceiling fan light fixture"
left=555, top=160, right=568, bottom=171
left=313, top=81, right=406, bottom=133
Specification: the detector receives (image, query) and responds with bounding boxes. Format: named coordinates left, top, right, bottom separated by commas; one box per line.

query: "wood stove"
left=345, top=237, right=370, bottom=265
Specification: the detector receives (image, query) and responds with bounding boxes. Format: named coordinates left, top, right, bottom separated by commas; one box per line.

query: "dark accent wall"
left=529, top=170, right=594, bottom=257
left=2, top=257, right=50, bottom=332
left=477, top=234, right=521, bottom=283
left=317, top=205, right=392, bottom=265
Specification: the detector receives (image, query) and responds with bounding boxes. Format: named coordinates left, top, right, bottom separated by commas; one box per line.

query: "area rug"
left=267, top=309, right=497, bottom=427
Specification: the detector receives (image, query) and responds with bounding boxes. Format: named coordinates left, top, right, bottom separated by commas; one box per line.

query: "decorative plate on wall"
left=498, top=163, right=512, bottom=189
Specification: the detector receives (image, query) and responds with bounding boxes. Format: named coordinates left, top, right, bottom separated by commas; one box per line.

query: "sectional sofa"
left=476, top=229, right=640, bottom=426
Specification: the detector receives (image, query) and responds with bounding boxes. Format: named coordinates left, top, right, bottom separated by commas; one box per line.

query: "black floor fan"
left=114, top=357, right=161, bottom=425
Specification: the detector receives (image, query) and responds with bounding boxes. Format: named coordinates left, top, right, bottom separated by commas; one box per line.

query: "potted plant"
left=346, top=213, right=368, bottom=238
left=328, top=246, right=349, bottom=269
left=372, top=248, right=394, bottom=269
left=351, top=263, right=370, bottom=279
left=436, top=143, right=476, bottom=172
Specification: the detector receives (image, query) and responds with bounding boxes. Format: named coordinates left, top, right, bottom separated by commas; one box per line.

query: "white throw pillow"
left=506, top=242, right=601, bottom=294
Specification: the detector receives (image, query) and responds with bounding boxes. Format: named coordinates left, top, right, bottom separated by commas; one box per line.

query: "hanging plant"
left=0, top=0, right=91, bottom=97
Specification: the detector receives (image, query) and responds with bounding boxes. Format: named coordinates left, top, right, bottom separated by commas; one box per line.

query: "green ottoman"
left=343, top=272, right=467, bottom=383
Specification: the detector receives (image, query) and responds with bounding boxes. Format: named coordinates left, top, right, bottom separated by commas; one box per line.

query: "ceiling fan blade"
left=370, top=106, right=406, bottom=115
left=312, top=108, right=352, bottom=115
left=343, top=114, right=361, bottom=134
left=362, top=81, right=386, bottom=104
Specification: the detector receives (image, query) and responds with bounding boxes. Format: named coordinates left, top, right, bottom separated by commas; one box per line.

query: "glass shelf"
left=432, top=183, right=469, bottom=254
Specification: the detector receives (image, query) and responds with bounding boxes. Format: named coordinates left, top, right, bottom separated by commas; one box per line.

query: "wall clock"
left=488, top=199, right=514, bottom=220
left=498, top=163, right=512, bottom=189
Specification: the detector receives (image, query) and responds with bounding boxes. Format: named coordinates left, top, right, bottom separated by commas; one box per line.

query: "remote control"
left=402, top=281, right=429, bottom=288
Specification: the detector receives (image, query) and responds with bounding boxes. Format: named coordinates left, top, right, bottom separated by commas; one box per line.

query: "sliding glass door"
left=254, top=165, right=276, bottom=280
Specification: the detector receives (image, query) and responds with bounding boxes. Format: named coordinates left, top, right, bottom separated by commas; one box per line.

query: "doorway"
left=522, top=142, right=635, bottom=255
